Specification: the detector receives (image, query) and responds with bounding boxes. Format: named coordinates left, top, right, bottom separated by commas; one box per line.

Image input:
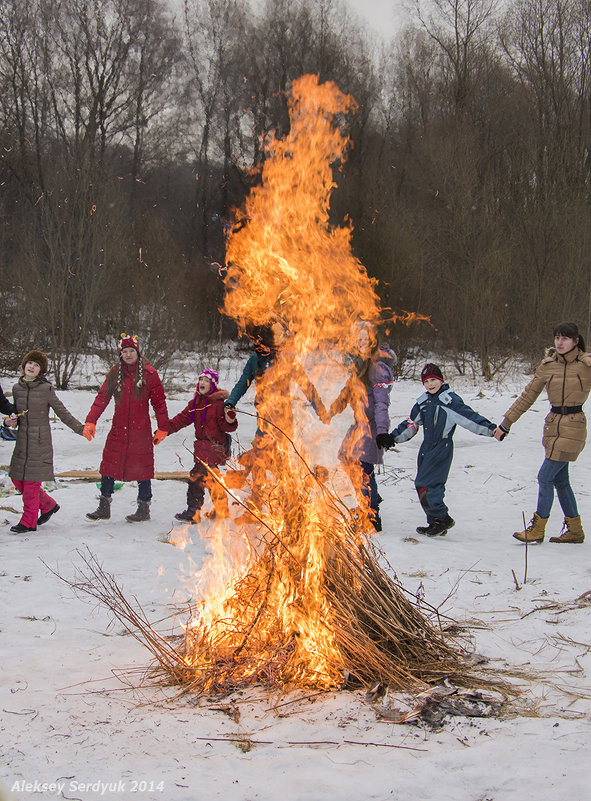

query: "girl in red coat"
left=157, top=368, right=237, bottom=523
left=84, top=334, right=169, bottom=522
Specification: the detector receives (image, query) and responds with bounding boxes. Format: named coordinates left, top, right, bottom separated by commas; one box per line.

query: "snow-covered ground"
left=1, top=362, right=590, bottom=801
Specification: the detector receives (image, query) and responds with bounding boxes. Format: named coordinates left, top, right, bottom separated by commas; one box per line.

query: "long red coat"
left=168, top=388, right=237, bottom=466
left=86, top=361, right=169, bottom=481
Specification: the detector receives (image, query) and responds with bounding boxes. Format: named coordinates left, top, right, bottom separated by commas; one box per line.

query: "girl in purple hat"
left=155, top=368, right=237, bottom=523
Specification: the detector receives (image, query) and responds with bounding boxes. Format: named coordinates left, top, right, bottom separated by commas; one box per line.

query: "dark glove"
left=498, top=424, right=509, bottom=441
left=223, top=401, right=235, bottom=409
left=376, top=432, right=395, bottom=450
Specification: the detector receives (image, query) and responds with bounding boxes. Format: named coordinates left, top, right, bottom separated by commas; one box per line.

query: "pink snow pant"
left=12, top=479, right=57, bottom=528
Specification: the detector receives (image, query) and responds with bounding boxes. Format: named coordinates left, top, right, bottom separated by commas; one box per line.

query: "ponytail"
left=553, top=321, right=585, bottom=352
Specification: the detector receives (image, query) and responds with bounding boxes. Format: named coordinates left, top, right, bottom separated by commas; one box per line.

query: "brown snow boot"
left=513, top=513, right=547, bottom=543
left=126, top=500, right=151, bottom=523
left=86, top=495, right=111, bottom=521
left=549, top=515, right=585, bottom=543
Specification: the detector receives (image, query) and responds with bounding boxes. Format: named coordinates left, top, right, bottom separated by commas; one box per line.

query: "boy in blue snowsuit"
left=377, top=364, right=500, bottom=536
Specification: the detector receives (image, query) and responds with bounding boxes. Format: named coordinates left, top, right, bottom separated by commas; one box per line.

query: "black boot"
left=417, top=515, right=455, bottom=537
left=371, top=513, right=382, bottom=532
left=126, top=500, right=151, bottom=523
left=87, top=495, right=111, bottom=521
left=174, top=507, right=199, bottom=524
left=10, top=522, right=36, bottom=534
left=38, top=503, right=60, bottom=526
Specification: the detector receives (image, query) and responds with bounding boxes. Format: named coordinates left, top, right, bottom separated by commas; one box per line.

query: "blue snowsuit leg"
left=415, top=439, right=453, bottom=522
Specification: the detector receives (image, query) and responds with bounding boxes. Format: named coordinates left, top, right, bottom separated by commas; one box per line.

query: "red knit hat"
left=119, top=333, right=140, bottom=353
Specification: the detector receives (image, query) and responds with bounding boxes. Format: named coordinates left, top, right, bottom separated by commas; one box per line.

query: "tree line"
left=1, top=0, right=590, bottom=386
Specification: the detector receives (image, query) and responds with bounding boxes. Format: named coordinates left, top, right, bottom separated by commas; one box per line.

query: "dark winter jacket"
left=9, top=376, right=84, bottom=482
left=226, top=352, right=275, bottom=408
left=227, top=349, right=325, bottom=439
left=501, top=346, right=591, bottom=462
left=86, top=360, right=169, bottom=481
left=391, top=383, right=495, bottom=494
left=330, top=346, right=395, bottom=465
left=0, top=383, right=16, bottom=416
left=168, top=388, right=238, bottom=466
left=392, top=383, right=496, bottom=448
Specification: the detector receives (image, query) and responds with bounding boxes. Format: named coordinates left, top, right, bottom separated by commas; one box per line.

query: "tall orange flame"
left=181, top=75, right=424, bottom=692
left=224, top=73, right=380, bottom=345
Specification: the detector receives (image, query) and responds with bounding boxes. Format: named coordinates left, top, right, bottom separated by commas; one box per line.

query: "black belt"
left=551, top=405, right=583, bottom=415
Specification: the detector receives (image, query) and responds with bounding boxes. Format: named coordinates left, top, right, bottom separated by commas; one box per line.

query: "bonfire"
left=70, top=75, right=495, bottom=701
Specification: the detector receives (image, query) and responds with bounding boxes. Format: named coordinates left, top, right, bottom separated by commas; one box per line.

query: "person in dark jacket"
left=226, top=321, right=326, bottom=430
left=0, top=383, right=16, bottom=416
left=84, top=334, right=169, bottom=523
left=156, top=368, right=238, bottom=523
left=327, top=322, right=395, bottom=532
left=8, top=350, right=84, bottom=533
left=0, top=382, right=17, bottom=440
left=225, top=323, right=277, bottom=413
left=377, top=364, right=502, bottom=537
left=224, top=322, right=326, bottom=514
left=499, top=322, right=591, bottom=544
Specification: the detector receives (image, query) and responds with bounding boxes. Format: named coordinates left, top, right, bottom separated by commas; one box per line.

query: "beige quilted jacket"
left=502, top=347, right=591, bottom=461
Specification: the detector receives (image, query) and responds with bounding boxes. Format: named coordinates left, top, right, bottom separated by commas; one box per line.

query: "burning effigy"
left=71, top=75, right=492, bottom=700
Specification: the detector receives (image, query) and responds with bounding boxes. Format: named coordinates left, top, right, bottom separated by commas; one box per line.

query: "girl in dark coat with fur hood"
left=8, top=350, right=84, bottom=533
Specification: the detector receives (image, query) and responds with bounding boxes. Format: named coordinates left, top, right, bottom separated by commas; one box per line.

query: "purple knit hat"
left=189, top=368, right=220, bottom=424
left=198, top=368, right=219, bottom=390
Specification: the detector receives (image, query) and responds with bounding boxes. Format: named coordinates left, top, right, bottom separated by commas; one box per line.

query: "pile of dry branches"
left=64, top=446, right=499, bottom=699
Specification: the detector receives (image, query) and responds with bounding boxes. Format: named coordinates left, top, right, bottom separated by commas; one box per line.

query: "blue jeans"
left=101, top=476, right=152, bottom=502
left=536, top=459, right=578, bottom=519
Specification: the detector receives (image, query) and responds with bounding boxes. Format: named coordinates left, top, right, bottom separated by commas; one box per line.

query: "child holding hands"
left=377, top=364, right=502, bottom=536
left=8, top=350, right=85, bottom=533
left=155, top=368, right=237, bottom=523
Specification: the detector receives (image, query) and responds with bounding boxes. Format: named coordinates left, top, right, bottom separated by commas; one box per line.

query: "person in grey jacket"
left=8, top=350, right=85, bottom=534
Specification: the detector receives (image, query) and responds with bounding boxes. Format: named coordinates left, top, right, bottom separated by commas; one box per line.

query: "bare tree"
left=498, top=0, right=591, bottom=346
left=414, top=0, right=497, bottom=109
left=181, top=0, right=253, bottom=255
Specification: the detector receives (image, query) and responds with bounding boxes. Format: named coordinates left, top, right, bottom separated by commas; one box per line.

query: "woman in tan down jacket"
left=499, top=322, right=591, bottom=544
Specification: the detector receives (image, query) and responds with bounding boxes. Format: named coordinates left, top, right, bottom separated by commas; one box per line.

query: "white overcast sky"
left=344, top=0, right=412, bottom=40
left=167, top=0, right=413, bottom=44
